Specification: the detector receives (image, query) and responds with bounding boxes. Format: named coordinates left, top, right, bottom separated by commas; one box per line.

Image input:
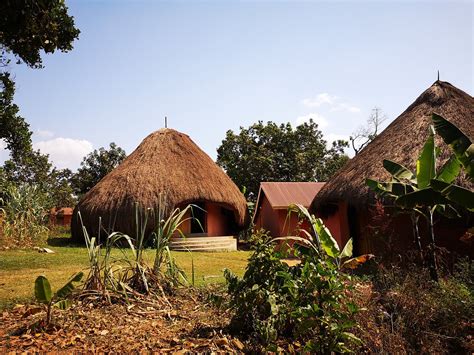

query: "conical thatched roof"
left=312, top=80, right=474, bottom=209
left=71, top=128, right=249, bottom=240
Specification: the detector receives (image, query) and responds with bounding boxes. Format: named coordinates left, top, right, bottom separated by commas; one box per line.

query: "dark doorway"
left=191, top=202, right=206, bottom=234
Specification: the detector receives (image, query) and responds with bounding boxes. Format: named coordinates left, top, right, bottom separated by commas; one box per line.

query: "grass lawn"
left=0, top=242, right=250, bottom=309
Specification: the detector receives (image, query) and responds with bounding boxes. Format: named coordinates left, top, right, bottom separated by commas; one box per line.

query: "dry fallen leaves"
left=0, top=289, right=247, bottom=352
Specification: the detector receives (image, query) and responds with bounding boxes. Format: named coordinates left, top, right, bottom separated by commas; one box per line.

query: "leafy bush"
left=225, top=206, right=365, bottom=352
left=0, top=184, right=50, bottom=247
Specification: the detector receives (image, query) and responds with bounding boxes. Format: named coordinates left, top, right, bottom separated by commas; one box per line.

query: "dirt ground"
left=0, top=288, right=248, bottom=352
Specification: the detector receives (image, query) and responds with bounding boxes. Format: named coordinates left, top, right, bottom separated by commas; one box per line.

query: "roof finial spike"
left=437, top=70, right=440, bottom=81
left=165, top=116, right=168, bottom=128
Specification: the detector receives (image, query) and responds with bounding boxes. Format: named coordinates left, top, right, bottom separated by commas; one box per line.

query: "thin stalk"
left=46, top=303, right=52, bottom=325
left=427, top=207, right=439, bottom=282
left=410, top=212, right=423, bottom=263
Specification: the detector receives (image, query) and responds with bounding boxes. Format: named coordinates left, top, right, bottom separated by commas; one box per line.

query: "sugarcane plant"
left=367, top=113, right=474, bottom=281
left=152, top=194, right=198, bottom=287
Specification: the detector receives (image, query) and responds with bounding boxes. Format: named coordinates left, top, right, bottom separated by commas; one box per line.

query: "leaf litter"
left=0, top=287, right=247, bottom=352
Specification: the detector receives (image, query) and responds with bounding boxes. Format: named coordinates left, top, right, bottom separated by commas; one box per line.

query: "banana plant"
left=367, top=116, right=473, bottom=281
left=432, top=113, right=473, bottom=179
left=34, top=272, right=83, bottom=326
left=276, top=204, right=373, bottom=270
left=429, top=113, right=474, bottom=210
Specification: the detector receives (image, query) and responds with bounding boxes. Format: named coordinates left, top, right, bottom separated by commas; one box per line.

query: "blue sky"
left=1, top=0, right=472, bottom=170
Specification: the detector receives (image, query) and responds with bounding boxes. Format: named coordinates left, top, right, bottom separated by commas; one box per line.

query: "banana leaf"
left=416, top=126, right=436, bottom=189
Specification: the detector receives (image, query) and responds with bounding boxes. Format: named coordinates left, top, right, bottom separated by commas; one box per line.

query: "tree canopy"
left=0, top=0, right=80, bottom=69
left=0, top=1, right=80, bottom=208
left=0, top=73, right=32, bottom=159
left=216, top=120, right=349, bottom=199
left=72, top=143, right=127, bottom=196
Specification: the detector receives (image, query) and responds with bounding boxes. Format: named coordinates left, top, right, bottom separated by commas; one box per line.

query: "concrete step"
left=169, top=236, right=237, bottom=252
left=170, top=239, right=234, bottom=245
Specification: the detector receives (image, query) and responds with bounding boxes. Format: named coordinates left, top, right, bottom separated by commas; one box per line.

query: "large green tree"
left=1, top=0, right=80, bottom=160
left=72, top=143, right=126, bottom=196
left=0, top=0, right=79, bottom=208
left=0, top=0, right=80, bottom=69
left=0, top=73, right=32, bottom=159
left=217, top=119, right=349, bottom=199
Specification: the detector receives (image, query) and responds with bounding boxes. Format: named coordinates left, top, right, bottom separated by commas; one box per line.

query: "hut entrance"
left=191, top=202, right=207, bottom=234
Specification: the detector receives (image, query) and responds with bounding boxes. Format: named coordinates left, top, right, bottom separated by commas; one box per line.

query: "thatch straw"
left=71, top=129, right=249, bottom=240
left=312, top=80, right=473, bottom=209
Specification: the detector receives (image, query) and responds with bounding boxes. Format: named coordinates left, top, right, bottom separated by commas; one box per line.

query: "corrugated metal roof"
left=259, top=182, right=326, bottom=209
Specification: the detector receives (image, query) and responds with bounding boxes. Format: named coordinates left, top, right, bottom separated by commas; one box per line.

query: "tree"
left=0, top=73, right=32, bottom=159
left=217, top=120, right=349, bottom=199
left=49, top=168, right=76, bottom=208
left=0, top=0, right=80, bottom=163
left=350, top=107, right=387, bottom=155
left=72, top=143, right=126, bottom=196
left=2, top=150, right=76, bottom=208
left=0, top=0, right=80, bottom=69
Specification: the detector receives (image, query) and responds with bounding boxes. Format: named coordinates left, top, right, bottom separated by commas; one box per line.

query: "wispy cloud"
left=36, top=129, right=55, bottom=139
left=302, top=93, right=360, bottom=113
left=295, top=112, right=328, bottom=129
left=302, top=93, right=337, bottom=108
left=34, top=137, right=94, bottom=170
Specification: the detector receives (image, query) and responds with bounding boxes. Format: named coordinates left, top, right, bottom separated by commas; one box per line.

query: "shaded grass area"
left=0, top=240, right=250, bottom=309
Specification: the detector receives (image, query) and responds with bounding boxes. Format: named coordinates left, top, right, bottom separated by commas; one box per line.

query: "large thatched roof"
left=312, top=80, right=474, bottom=209
left=71, top=128, right=248, bottom=240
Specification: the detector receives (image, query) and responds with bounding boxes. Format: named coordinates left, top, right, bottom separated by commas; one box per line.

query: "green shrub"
left=225, top=206, right=364, bottom=352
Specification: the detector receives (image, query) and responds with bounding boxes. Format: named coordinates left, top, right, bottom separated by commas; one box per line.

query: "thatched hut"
left=311, top=80, right=473, bottom=257
left=71, top=128, right=249, bottom=249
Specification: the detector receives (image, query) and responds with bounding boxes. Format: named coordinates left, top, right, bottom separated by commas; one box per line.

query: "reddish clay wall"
left=177, top=201, right=236, bottom=237
left=255, top=197, right=280, bottom=236
left=207, top=203, right=229, bottom=236
left=255, top=196, right=313, bottom=237
left=319, top=201, right=350, bottom=248
left=319, top=201, right=473, bottom=259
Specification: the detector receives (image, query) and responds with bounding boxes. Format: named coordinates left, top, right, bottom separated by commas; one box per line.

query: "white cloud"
left=295, top=113, right=328, bottom=129
left=330, top=103, right=361, bottom=113
left=34, top=137, right=94, bottom=170
left=36, top=129, right=55, bottom=139
left=302, top=93, right=337, bottom=108
left=302, top=93, right=360, bottom=113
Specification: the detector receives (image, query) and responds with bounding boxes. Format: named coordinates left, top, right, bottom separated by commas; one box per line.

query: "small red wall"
left=318, top=200, right=473, bottom=259
left=178, top=201, right=236, bottom=237
left=255, top=197, right=281, bottom=236
left=255, top=196, right=311, bottom=237
left=207, top=203, right=230, bottom=236
left=318, top=201, right=350, bottom=248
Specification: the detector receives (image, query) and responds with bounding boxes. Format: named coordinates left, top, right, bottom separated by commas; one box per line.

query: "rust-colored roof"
left=56, top=207, right=74, bottom=216
left=257, top=182, right=326, bottom=210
